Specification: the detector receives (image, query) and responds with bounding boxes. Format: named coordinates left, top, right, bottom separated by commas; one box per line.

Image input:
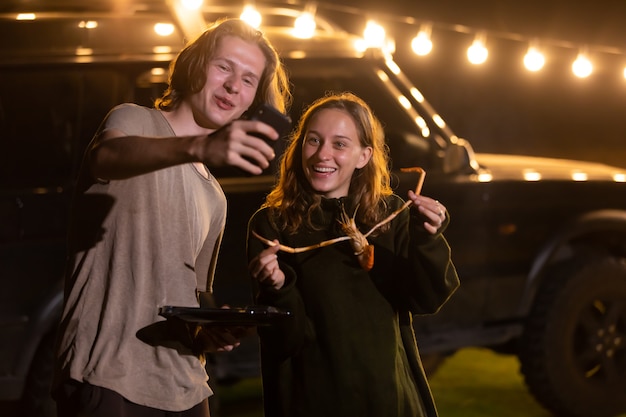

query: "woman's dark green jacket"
left=246, top=195, right=459, bottom=417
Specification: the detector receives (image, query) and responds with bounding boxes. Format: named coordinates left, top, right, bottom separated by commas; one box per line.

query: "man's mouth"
left=216, top=96, right=234, bottom=110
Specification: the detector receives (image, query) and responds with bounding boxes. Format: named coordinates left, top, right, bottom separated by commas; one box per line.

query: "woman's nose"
left=316, top=142, right=332, bottom=160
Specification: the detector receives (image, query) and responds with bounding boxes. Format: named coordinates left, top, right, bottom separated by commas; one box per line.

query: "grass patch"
left=429, top=348, right=551, bottom=417
left=216, top=347, right=625, bottom=417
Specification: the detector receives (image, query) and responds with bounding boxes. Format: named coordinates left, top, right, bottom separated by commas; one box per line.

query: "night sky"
left=325, top=0, right=626, bottom=168
left=6, top=0, right=623, bottom=167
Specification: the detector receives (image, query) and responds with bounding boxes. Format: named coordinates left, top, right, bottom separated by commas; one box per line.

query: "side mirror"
left=442, top=138, right=479, bottom=174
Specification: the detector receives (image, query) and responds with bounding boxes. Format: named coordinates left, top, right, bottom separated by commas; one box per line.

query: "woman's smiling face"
left=301, top=108, right=372, bottom=199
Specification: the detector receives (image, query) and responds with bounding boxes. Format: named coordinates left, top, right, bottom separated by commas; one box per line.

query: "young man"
left=53, top=18, right=291, bottom=416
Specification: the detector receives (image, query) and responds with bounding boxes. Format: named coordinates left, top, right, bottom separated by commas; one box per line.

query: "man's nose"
left=224, top=75, right=240, bottom=93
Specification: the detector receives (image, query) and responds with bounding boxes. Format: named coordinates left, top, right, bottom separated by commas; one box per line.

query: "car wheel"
left=519, top=257, right=626, bottom=417
left=20, top=330, right=57, bottom=417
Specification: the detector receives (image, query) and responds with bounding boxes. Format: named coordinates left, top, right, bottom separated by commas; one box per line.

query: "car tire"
left=519, top=256, right=626, bottom=417
left=20, top=330, right=57, bottom=417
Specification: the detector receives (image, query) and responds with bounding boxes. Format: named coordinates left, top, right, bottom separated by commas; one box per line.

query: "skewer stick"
left=252, top=230, right=350, bottom=253
left=253, top=167, right=426, bottom=254
left=363, top=167, right=426, bottom=238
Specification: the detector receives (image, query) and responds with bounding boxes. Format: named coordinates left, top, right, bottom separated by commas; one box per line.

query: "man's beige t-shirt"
left=55, top=104, right=226, bottom=411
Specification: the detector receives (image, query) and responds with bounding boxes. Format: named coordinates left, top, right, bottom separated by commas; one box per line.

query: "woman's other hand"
left=248, top=242, right=285, bottom=290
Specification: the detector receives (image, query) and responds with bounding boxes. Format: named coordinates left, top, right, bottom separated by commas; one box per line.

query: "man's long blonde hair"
left=155, top=18, right=291, bottom=113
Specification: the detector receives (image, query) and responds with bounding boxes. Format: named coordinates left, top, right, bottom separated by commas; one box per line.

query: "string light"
left=411, top=23, right=433, bottom=56
left=154, top=23, right=175, bottom=36
left=467, top=32, right=488, bottom=65
left=326, top=2, right=625, bottom=79
left=523, top=42, right=545, bottom=72
left=240, top=3, right=262, bottom=28
left=572, top=49, right=593, bottom=78
left=363, top=20, right=386, bottom=49
left=292, top=6, right=317, bottom=39
left=360, top=19, right=395, bottom=53
left=78, top=20, right=98, bottom=29
left=226, top=1, right=626, bottom=80
left=16, top=13, right=36, bottom=20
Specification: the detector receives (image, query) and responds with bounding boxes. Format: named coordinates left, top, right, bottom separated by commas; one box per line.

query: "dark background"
left=4, top=0, right=624, bottom=167
left=322, top=0, right=626, bottom=168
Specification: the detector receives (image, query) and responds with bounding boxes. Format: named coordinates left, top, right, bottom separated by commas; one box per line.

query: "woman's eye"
left=306, top=137, right=319, bottom=145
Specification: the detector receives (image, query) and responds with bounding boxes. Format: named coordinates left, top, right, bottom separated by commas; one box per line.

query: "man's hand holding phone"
left=200, top=103, right=291, bottom=175
left=242, top=103, right=292, bottom=170
left=246, top=103, right=292, bottom=144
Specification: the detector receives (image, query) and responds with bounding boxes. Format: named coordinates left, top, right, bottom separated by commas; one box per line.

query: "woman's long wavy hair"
left=155, top=18, right=291, bottom=113
left=265, top=92, right=393, bottom=235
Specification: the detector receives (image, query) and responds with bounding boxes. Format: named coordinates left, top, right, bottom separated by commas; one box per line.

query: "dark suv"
left=1, top=2, right=625, bottom=417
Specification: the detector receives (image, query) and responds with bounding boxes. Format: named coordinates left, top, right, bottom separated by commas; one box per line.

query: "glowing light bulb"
left=293, top=11, right=316, bottom=39
left=154, top=23, right=175, bottom=36
left=241, top=5, right=262, bottom=28
left=363, top=20, right=386, bottom=49
left=572, top=52, right=592, bottom=78
left=467, top=34, right=488, bottom=65
left=411, top=25, right=433, bottom=56
left=16, top=13, right=36, bottom=20
left=524, top=46, right=545, bottom=72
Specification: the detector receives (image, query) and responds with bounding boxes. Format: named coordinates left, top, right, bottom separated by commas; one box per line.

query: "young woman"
left=247, top=92, right=459, bottom=417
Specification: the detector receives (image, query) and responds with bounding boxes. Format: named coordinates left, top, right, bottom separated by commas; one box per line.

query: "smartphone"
left=246, top=103, right=292, bottom=143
